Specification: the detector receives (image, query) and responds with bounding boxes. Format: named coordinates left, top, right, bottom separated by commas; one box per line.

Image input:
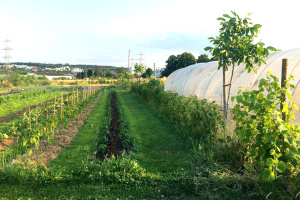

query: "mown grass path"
left=118, top=90, right=194, bottom=176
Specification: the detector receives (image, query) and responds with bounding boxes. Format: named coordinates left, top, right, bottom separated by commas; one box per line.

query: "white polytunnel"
left=164, top=48, right=300, bottom=123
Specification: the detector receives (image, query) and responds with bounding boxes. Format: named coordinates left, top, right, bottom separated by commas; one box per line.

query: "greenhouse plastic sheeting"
left=165, top=48, right=300, bottom=123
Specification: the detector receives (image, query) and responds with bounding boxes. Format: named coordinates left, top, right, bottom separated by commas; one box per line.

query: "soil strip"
left=96, top=92, right=123, bottom=160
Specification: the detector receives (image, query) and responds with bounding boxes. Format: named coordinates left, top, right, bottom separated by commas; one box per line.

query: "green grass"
left=117, top=90, right=194, bottom=175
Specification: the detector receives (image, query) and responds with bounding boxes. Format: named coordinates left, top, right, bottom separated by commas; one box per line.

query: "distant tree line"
left=9, top=62, right=120, bottom=72
left=161, top=53, right=217, bottom=77
left=76, top=67, right=131, bottom=79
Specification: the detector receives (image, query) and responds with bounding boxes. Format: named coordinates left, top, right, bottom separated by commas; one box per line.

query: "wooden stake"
left=47, top=102, right=49, bottom=140
left=36, top=102, right=38, bottom=126
left=281, top=58, right=288, bottom=121
left=54, top=95, right=56, bottom=116
left=29, top=107, right=31, bottom=130
left=222, top=58, right=227, bottom=120
left=67, top=93, right=69, bottom=110
left=61, top=92, right=63, bottom=120
left=77, top=89, right=79, bottom=103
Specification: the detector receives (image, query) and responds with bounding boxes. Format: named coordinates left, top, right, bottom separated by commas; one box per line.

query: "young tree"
left=133, top=63, right=147, bottom=82
left=142, top=68, right=154, bottom=78
left=204, top=11, right=276, bottom=119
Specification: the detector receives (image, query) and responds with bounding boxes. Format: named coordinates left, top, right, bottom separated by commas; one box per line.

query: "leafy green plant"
left=232, top=72, right=300, bottom=182
left=204, top=11, right=276, bottom=118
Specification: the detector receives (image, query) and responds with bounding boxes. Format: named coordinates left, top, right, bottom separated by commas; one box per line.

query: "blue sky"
left=1, top=0, right=299, bottom=69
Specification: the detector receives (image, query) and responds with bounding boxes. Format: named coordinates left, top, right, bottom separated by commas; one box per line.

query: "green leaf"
left=217, top=17, right=225, bottom=21
left=204, top=46, right=213, bottom=51
left=253, top=24, right=262, bottom=29
left=276, top=161, right=286, bottom=173
left=291, top=102, right=299, bottom=111
left=246, top=13, right=252, bottom=17
left=27, top=149, right=32, bottom=157
left=282, top=102, right=289, bottom=113
left=258, top=42, right=265, bottom=47
left=262, top=168, right=275, bottom=182
left=270, top=149, right=275, bottom=155
left=265, top=158, right=273, bottom=168
left=223, top=14, right=231, bottom=18
left=267, top=46, right=277, bottom=51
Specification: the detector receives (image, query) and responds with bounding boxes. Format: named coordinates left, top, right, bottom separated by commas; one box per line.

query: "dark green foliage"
left=161, top=52, right=196, bottom=77
left=176, top=52, right=196, bottom=69
left=197, top=54, right=210, bottom=63
left=87, top=69, right=94, bottom=78
left=141, top=68, right=153, bottom=78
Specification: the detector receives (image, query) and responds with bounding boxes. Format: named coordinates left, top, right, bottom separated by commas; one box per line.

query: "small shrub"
left=232, top=72, right=300, bottom=183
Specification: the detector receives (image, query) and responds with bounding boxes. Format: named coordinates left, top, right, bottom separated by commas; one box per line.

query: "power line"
left=3, top=36, right=12, bottom=69
left=138, top=51, right=145, bottom=65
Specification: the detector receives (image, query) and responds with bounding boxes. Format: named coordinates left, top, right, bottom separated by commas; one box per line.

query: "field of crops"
left=0, top=81, right=299, bottom=199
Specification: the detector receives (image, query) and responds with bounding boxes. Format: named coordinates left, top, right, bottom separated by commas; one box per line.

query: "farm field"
left=0, top=84, right=298, bottom=199
left=0, top=87, right=201, bottom=199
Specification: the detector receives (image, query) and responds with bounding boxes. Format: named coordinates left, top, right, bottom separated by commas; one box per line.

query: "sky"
left=0, top=0, right=300, bottom=69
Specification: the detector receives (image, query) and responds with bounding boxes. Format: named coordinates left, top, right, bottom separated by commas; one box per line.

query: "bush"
left=232, top=72, right=300, bottom=183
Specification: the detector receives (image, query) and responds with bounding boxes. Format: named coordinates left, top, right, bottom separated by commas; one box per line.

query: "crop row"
left=0, top=88, right=69, bottom=118
left=0, top=86, right=102, bottom=167
left=95, top=88, right=133, bottom=160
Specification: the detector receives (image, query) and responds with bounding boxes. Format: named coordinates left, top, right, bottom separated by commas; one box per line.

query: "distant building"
left=129, top=67, right=134, bottom=74
left=26, top=72, right=74, bottom=80
left=32, top=67, right=38, bottom=72
left=155, top=68, right=164, bottom=78
left=71, top=68, right=83, bottom=73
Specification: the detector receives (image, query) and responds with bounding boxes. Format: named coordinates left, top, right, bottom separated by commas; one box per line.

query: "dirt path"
left=13, top=92, right=102, bottom=166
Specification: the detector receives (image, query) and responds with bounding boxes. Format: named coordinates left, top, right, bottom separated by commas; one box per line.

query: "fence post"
left=281, top=58, right=288, bottom=121
left=222, top=58, right=227, bottom=120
